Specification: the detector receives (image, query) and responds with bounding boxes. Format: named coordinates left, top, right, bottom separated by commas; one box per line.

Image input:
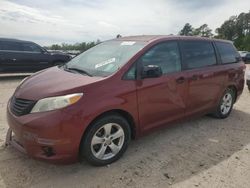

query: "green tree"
left=193, top=24, right=213, bottom=37
left=47, top=40, right=101, bottom=52
left=215, top=16, right=238, bottom=40
left=179, top=23, right=193, bottom=36
left=215, top=11, right=250, bottom=51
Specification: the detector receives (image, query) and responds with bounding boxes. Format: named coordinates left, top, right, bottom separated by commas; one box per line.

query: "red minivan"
left=6, top=36, right=245, bottom=165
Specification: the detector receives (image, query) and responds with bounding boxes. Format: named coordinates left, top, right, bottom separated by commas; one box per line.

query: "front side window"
left=215, top=42, right=240, bottom=64
left=138, top=41, right=181, bottom=75
left=21, top=43, right=42, bottom=52
left=124, top=64, right=136, bottom=80
left=66, top=41, right=146, bottom=77
left=181, top=41, right=217, bottom=69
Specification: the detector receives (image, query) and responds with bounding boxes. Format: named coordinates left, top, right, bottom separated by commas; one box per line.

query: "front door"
left=136, top=41, right=188, bottom=132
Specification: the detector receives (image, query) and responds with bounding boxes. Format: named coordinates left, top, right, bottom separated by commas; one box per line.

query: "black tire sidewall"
left=80, top=114, right=131, bottom=166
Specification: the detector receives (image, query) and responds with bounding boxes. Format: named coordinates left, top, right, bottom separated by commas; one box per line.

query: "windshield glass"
left=65, top=40, right=146, bottom=77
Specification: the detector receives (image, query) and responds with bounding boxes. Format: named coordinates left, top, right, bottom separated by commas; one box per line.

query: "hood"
left=50, top=52, right=68, bottom=56
left=14, top=67, right=103, bottom=100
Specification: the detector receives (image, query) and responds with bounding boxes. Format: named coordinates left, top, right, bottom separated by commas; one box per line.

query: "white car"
left=247, top=69, right=250, bottom=90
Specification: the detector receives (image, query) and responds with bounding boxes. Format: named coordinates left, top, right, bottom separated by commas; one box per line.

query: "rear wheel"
left=213, top=88, right=235, bottom=119
left=80, top=114, right=131, bottom=166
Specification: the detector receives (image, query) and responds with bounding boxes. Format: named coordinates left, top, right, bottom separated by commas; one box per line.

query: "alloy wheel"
left=91, top=123, right=125, bottom=160
left=220, top=92, right=233, bottom=115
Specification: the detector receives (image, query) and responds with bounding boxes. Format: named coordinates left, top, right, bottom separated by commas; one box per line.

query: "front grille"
left=10, top=97, right=36, bottom=116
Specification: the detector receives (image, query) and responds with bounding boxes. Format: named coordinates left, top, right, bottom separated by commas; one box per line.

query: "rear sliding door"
left=180, top=40, right=225, bottom=116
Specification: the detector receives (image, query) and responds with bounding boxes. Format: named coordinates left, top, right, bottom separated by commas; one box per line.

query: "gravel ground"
left=0, top=67, right=250, bottom=188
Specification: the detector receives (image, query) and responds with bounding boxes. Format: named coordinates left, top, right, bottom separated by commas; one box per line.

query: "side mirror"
left=141, top=65, right=162, bottom=79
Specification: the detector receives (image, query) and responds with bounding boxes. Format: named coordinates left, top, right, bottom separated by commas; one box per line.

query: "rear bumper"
left=5, top=101, right=85, bottom=164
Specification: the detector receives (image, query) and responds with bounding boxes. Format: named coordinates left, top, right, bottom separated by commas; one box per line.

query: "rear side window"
left=139, top=41, right=181, bottom=75
left=180, top=41, right=217, bottom=69
left=0, top=41, right=21, bottom=51
left=215, top=42, right=240, bottom=64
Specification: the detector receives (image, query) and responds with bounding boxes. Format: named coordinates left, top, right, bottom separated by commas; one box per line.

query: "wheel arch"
left=79, top=109, right=137, bottom=155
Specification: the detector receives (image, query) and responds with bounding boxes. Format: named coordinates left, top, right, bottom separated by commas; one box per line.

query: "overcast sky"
left=0, top=0, right=249, bottom=46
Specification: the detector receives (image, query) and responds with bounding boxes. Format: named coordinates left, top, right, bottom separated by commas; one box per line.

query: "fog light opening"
left=41, top=146, right=55, bottom=157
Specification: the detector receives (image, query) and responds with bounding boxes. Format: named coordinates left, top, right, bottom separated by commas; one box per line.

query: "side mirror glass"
left=141, top=65, right=162, bottom=79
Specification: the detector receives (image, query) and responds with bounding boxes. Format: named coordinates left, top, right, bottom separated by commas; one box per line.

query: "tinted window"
left=215, top=42, right=240, bottom=64
left=21, top=43, right=42, bottom=52
left=0, top=41, right=21, bottom=51
left=139, top=41, right=181, bottom=75
left=181, top=41, right=216, bottom=69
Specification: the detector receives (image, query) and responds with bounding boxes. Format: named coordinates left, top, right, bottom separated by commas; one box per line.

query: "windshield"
left=65, top=40, right=146, bottom=77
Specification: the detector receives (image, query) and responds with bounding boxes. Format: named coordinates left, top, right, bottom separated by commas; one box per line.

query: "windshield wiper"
left=64, top=65, right=92, bottom=77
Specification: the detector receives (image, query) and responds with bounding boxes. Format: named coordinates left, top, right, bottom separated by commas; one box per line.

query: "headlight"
left=31, top=93, right=83, bottom=113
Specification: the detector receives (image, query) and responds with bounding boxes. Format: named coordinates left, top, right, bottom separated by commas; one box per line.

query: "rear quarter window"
left=215, top=42, right=240, bottom=64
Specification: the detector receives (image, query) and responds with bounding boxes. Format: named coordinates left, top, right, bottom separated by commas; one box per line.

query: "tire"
left=213, top=88, right=235, bottom=119
left=53, top=61, right=64, bottom=66
left=80, top=114, right=131, bottom=166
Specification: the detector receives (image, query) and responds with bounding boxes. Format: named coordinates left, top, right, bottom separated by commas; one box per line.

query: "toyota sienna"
left=6, top=35, right=245, bottom=166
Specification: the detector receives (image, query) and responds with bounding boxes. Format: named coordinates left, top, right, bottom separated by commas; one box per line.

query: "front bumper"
left=5, top=102, right=85, bottom=164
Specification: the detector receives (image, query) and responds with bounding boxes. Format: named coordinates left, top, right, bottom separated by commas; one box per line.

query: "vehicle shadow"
left=0, top=74, right=30, bottom=81
left=0, top=109, right=250, bottom=188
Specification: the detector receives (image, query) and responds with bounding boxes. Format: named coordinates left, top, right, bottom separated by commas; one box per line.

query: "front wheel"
left=213, top=88, right=235, bottom=119
left=80, top=114, right=131, bottom=166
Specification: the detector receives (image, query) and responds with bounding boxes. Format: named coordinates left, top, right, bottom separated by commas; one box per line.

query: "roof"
left=0, top=38, right=32, bottom=43
left=115, top=35, right=232, bottom=43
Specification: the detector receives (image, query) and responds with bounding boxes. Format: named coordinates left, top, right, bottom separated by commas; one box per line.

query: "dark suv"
left=0, top=38, right=71, bottom=73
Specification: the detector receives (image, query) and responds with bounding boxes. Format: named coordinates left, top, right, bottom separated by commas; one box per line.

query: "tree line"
left=46, top=40, right=101, bottom=52
left=179, top=11, right=250, bottom=51
left=46, top=11, right=250, bottom=52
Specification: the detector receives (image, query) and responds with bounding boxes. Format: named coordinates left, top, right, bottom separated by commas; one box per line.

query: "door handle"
left=12, top=58, right=17, bottom=61
left=176, top=77, right=185, bottom=84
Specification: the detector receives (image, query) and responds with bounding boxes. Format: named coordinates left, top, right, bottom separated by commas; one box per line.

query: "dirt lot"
left=0, top=67, right=250, bottom=188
